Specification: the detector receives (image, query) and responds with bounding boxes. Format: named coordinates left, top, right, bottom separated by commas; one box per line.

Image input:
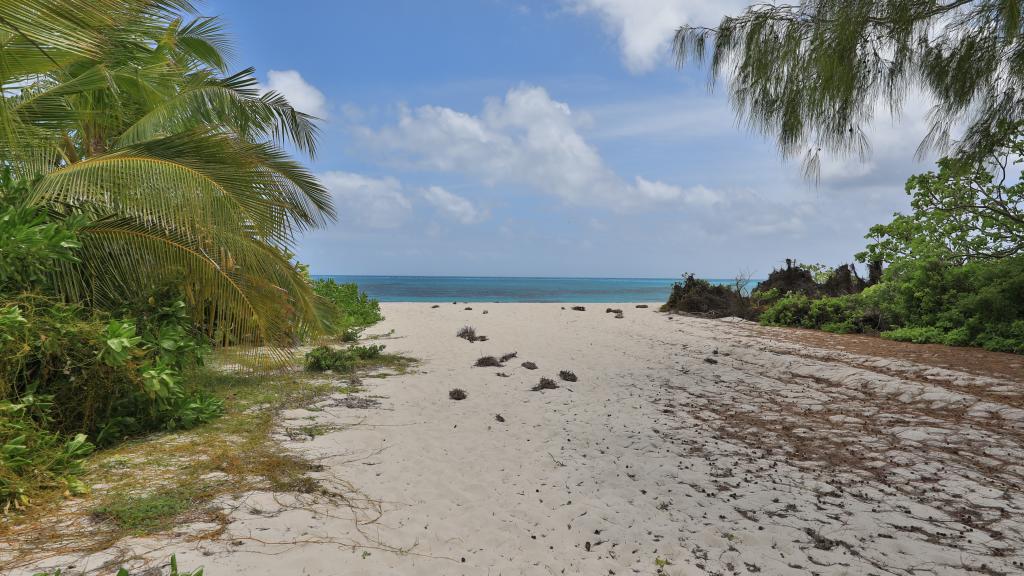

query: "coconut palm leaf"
left=0, top=2, right=335, bottom=347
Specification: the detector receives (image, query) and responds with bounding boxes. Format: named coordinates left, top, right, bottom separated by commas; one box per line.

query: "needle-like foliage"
left=674, top=1, right=1024, bottom=178
left=0, top=1, right=334, bottom=345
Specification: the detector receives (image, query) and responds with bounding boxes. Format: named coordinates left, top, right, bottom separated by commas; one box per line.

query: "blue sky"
left=206, top=0, right=932, bottom=278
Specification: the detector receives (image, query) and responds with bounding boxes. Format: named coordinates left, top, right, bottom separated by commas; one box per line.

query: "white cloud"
left=262, top=70, right=328, bottom=118
left=421, top=186, right=487, bottom=224
left=358, top=85, right=693, bottom=210
left=566, top=0, right=748, bottom=73
left=319, top=171, right=411, bottom=228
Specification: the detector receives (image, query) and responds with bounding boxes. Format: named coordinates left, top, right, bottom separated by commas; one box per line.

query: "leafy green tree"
left=674, top=1, right=1024, bottom=173
left=858, top=125, right=1024, bottom=264
left=0, top=0, right=334, bottom=344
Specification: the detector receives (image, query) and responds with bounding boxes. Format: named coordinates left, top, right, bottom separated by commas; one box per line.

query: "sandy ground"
left=13, top=302, right=1024, bottom=575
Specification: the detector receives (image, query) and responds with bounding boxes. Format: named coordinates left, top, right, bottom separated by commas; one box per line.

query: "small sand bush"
left=558, top=370, right=577, bottom=382
left=521, top=361, right=538, bottom=370
left=474, top=356, right=501, bottom=367
left=531, top=378, right=558, bottom=391
left=457, top=325, right=487, bottom=342
left=449, top=388, right=467, bottom=400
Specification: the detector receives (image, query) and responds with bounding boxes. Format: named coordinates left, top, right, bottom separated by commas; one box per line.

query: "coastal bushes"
left=305, top=345, right=386, bottom=372
left=661, top=274, right=754, bottom=319
left=756, top=251, right=1024, bottom=352
left=0, top=0, right=341, bottom=514
left=312, top=279, right=383, bottom=338
left=667, top=125, right=1024, bottom=355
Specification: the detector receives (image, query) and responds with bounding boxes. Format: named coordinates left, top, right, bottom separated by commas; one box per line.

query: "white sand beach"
left=14, top=302, right=1024, bottom=575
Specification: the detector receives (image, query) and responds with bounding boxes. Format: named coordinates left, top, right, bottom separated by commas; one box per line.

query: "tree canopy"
left=0, top=0, right=334, bottom=345
left=674, top=1, right=1024, bottom=175
left=858, top=124, right=1024, bottom=264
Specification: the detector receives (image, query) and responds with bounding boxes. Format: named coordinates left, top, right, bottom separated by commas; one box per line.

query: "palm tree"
left=0, top=0, right=335, bottom=344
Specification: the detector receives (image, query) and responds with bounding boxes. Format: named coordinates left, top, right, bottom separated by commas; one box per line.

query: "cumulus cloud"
left=566, top=0, right=747, bottom=72
left=358, top=86, right=699, bottom=210
left=262, top=70, right=328, bottom=118
left=421, top=186, right=487, bottom=224
left=319, top=171, right=411, bottom=228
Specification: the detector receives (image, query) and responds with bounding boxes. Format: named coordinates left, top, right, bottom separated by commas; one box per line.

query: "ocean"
left=312, top=275, right=751, bottom=303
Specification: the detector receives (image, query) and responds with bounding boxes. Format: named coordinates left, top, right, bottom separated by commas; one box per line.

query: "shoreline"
left=11, top=302, right=1023, bottom=575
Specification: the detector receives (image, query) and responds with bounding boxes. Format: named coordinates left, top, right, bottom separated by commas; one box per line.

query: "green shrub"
left=304, top=344, right=386, bottom=372
left=312, top=279, right=383, bottom=337
left=759, top=293, right=814, bottom=327
left=762, top=257, right=1024, bottom=354
left=881, top=326, right=948, bottom=344
left=1, top=400, right=93, bottom=510
left=0, top=295, right=218, bottom=441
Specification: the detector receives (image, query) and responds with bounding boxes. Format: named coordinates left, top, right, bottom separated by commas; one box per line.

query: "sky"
left=205, top=0, right=936, bottom=278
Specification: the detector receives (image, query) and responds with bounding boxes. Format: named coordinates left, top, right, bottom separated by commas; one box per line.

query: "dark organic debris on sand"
left=704, top=357, right=718, bottom=364
left=431, top=304, right=440, bottom=308
left=324, top=395, right=381, bottom=409
left=475, top=356, right=502, bottom=367
left=558, top=370, right=578, bottom=382
left=499, top=352, right=518, bottom=363
left=521, top=361, right=538, bottom=370
left=571, top=306, right=586, bottom=312
left=449, top=388, right=467, bottom=400
left=605, top=308, right=623, bottom=314
left=614, top=312, right=624, bottom=319
left=495, top=414, right=505, bottom=422
left=635, top=304, right=649, bottom=308
left=496, top=372, right=511, bottom=378
left=464, top=307, right=473, bottom=310
left=531, top=377, right=559, bottom=391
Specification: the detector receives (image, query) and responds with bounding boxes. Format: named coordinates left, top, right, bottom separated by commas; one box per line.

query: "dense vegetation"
left=667, top=1, right=1024, bottom=354
left=0, top=1, right=387, bottom=515
left=664, top=128, right=1024, bottom=354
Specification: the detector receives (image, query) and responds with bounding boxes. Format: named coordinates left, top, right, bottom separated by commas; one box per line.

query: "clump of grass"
left=449, top=388, right=467, bottom=400
left=521, top=361, right=538, bottom=370
left=531, top=378, right=559, bottom=391
left=558, top=370, right=578, bottom=382
left=571, top=306, right=586, bottom=311
left=457, top=325, right=487, bottom=342
left=499, top=351, right=518, bottom=362
left=92, top=487, right=197, bottom=534
left=475, top=356, right=501, bottom=367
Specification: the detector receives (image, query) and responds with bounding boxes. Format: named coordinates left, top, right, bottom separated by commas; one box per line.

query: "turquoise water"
left=313, top=275, right=750, bottom=303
